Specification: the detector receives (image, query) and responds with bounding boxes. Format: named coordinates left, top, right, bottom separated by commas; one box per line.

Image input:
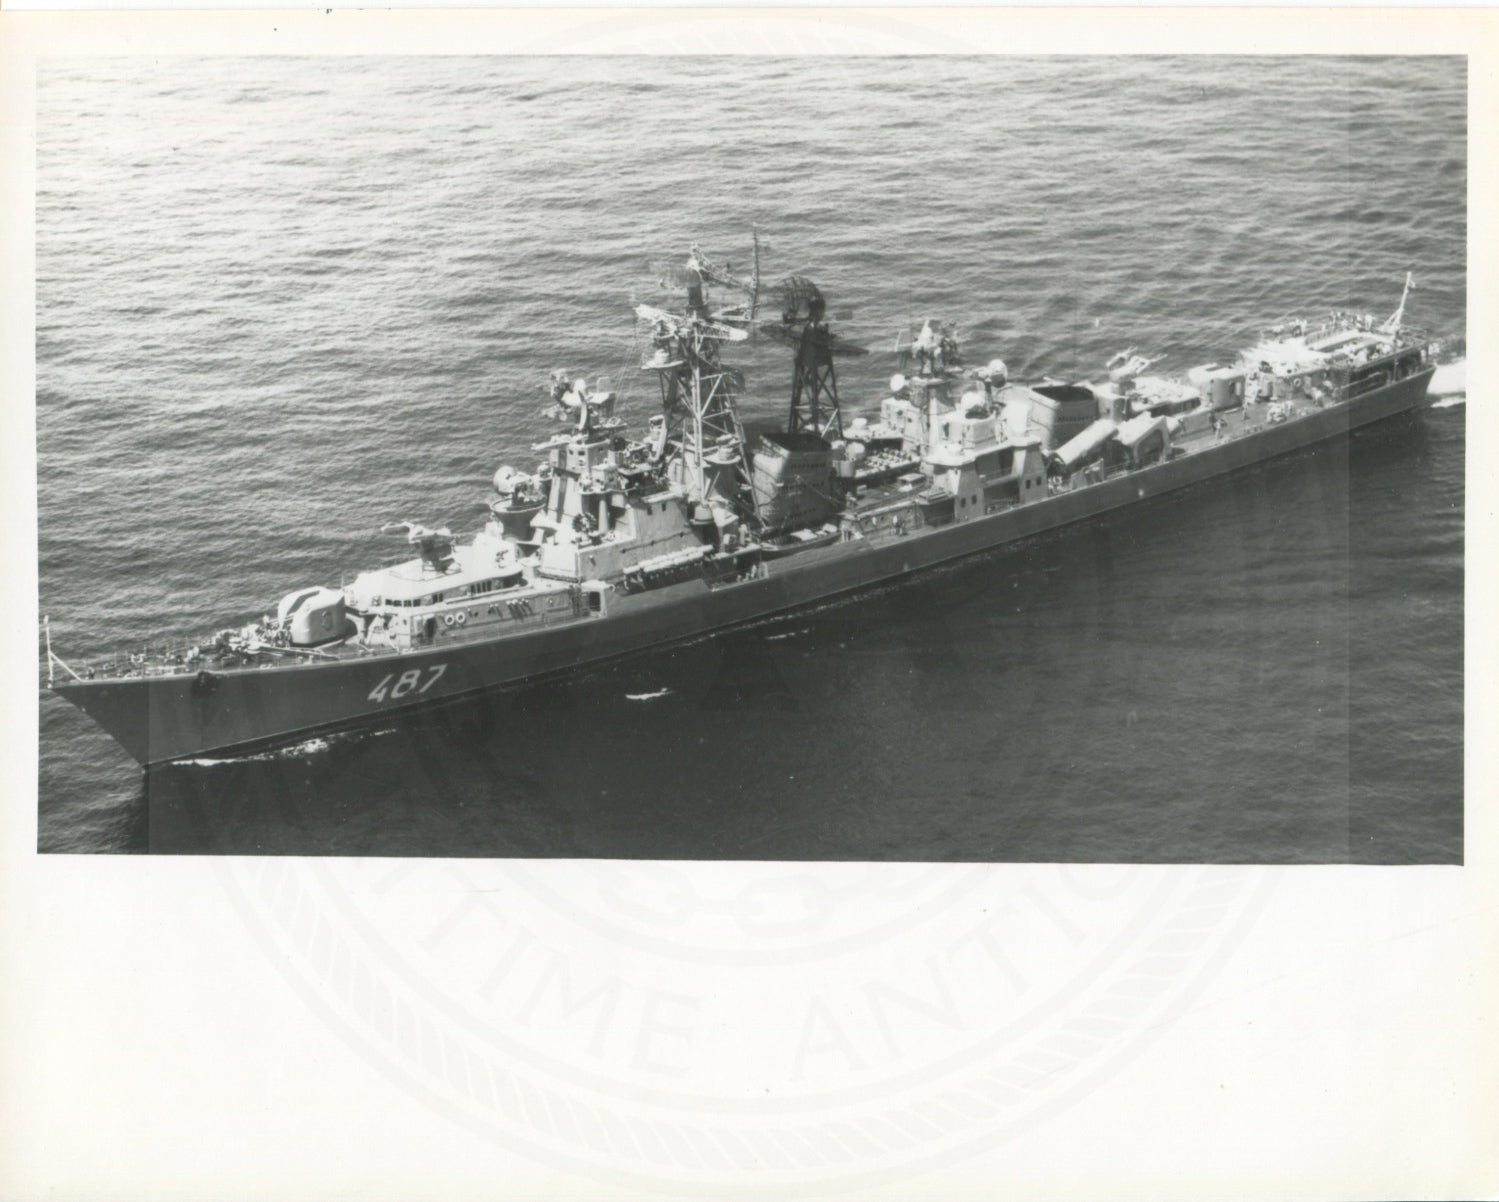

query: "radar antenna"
left=637, top=239, right=762, bottom=525
left=893, top=319, right=963, bottom=379
left=757, top=276, right=868, bottom=441
left=646, top=228, right=762, bottom=326
left=380, top=521, right=455, bottom=572
left=545, top=370, right=618, bottom=434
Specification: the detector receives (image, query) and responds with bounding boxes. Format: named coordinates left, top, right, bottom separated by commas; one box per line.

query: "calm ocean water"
left=36, top=56, right=1464, bottom=859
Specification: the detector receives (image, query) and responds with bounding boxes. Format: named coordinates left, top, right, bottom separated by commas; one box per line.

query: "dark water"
left=35, top=56, right=1465, bottom=859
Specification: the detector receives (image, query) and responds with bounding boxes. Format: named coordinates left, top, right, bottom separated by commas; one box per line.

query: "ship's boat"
left=44, top=259, right=1442, bottom=766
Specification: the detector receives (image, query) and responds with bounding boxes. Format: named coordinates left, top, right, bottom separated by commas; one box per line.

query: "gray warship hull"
left=52, top=368, right=1435, bottom=766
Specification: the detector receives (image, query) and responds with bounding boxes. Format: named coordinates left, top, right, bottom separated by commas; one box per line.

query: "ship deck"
left=51, top=382, right=1417, bottom=687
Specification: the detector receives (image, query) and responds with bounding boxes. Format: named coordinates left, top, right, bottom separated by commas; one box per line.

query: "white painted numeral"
left=367, top=662, right=448, bottom=704
left=389, top=668, right=423, bottom=699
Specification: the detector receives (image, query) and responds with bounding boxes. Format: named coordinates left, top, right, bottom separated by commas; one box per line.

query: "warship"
left=46, top=246, right=1446, bottom=766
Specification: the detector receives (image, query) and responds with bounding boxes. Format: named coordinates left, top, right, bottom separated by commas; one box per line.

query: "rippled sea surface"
left=36, top=56, right=1464, bottom=858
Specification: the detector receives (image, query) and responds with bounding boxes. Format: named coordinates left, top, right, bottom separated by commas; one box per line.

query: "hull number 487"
left=367, top=663, right=447, bottom=703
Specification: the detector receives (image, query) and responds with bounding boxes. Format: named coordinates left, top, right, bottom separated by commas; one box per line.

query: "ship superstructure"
left=45, top=254, right=1442, bottom=765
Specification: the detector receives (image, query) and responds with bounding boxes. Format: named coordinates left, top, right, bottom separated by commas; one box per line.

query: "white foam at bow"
left=1430, top=359, right=1466, bottom=396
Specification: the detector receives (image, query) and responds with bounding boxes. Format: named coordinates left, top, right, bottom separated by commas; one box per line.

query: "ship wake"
left=177, top=726, right=398, bottom=766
